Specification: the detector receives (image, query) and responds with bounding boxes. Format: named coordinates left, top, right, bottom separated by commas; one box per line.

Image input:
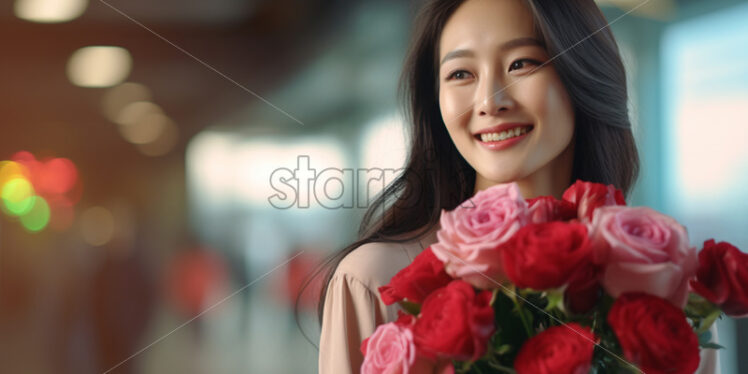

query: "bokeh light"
left=37, top=157, right=78, bottom=195
left=2, top=178, right=35, bottom=216
left=0, top=160, right=31, bottom=186
left=11, top=151, right=41, bottom=172
left=114, top=101, right=163, bottom=126
left=101, top=82, right=153, bottom=123
left=165, top=249, right=229, bottom=318
left=1, top=151, right=81, bottom=233
left=118, top=111, right=171, bottom=145
left=136, top=117, right=179, bottom=157
left=67, top=46, right=132, bottom=88
left=80, top=206, right=115, bottom=246
left=19, top=196, right=50, bottom=232
left=14, top=0, right=88, bottom=23
left=10, top=151, right=40, bottom=184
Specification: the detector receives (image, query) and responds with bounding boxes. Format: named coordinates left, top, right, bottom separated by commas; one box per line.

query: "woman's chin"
left=474, top=170, right=524, bottom=189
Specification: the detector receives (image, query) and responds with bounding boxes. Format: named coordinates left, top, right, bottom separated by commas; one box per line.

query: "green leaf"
left=697, top=309, right=723, bottom=334
left=490, top=288, right=500, bottom=306
left=504, top=284, right=518, bottom=303
left=544, top=289, right=565, bottom=313
left=496, top=344, right=512, bottom=355
left=686, top=292, right=721, bottom=319
left=701, top=342, right=726, bottom=350
left=398, top=300, right=421, bottom=315
left=491, top=291, right=528, bottom=364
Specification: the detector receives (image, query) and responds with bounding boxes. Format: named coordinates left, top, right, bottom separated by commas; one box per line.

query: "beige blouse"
left=317, top=225, right=721, bottom=374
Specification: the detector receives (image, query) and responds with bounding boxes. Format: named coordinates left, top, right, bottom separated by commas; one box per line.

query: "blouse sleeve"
left=318, top=270, right=390, bottom=374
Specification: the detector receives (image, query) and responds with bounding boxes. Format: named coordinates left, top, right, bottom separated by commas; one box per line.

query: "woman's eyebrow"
left=440, top=37, right=544, bottom=66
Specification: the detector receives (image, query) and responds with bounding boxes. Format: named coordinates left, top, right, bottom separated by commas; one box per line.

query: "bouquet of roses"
left=360, top=180, right=747, bottom=374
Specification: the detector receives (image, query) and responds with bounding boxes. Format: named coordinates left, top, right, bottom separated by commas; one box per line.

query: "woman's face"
left=438, top=0, right=575, bottom=198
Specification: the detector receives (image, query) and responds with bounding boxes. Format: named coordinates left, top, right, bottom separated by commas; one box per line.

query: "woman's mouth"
left=474, top=125, right=534, bottom=150
left=474, top=125, right=533, bottom=142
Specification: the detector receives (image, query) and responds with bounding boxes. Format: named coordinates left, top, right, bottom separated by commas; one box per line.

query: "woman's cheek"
left=439, top=88, right=473, bottom=128
left=543, top=74, right=574, bottom=127
left=514, top=76, right=551, bottom=120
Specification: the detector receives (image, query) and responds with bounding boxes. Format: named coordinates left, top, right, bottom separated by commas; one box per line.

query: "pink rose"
left=431, top=183, right=529, bottom=289
left=589, top=206, right=698, bottom=308
left=361, top=312, right=417, bottom=374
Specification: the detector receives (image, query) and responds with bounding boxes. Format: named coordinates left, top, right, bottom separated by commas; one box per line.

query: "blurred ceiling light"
left=80, top=206, right=115, bottom=246
left=186, top=131, right=235, bottom=205
left=137, top=118, right=179, bottom=157
left=232, top=137, right=348, bottom=209
left=118, top=111, right=171, bottom=145
left=114, top=101, right=162, bottom=126
left=67, top=46, right=132, bottom=88
left=14, top=0, right=88, bottom=23
left=102, top=82, right=152, bottom=122
left=113, top=100, right=179, bottom=154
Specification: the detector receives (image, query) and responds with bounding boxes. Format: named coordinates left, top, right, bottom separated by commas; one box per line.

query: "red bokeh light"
left=272, top=249, right=325, bottom=311
left=38, top=157, right=78, bottom=196
left=165, top=248, right=229, bottom=318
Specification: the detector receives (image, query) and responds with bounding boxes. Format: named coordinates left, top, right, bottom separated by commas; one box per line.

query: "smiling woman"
left=437, top=0, right=576, bottom=199
left=302, top=0, right=714, bottom=373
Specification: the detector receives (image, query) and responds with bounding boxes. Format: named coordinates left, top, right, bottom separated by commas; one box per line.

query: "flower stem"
left=488, top=361, right=517, bottom=374
left=516, top=301, right=533, bottom=337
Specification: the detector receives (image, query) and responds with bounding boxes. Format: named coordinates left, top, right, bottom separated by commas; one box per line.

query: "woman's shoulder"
left=334, top=227, right=440, bottom=290
left=335, top=240, right=416, bottom=291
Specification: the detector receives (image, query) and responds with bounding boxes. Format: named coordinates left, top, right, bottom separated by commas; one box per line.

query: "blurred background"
left=0, top=0, right=746, bottom=372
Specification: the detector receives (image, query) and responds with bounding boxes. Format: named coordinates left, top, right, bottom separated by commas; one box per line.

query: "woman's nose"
left=476, top=79, right=515, bottom=116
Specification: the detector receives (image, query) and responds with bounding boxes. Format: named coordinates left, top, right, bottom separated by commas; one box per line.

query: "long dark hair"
left=295, top=0, right=639, bottom=348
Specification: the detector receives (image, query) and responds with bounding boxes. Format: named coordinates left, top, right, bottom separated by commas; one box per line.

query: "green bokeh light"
left=2, top=177, right=35, bottom=216
left=20, top=196, right=50, bottom=232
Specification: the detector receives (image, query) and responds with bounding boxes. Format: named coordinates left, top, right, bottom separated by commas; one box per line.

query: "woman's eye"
left=509, top=58, right=540, bottom=72
left=446, top=70, right=472, bottom=81
left=445, top=60, right=539, bottom=81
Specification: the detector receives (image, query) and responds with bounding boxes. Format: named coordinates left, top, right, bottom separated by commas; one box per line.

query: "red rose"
left=501, top=222, right=592, bottom=290
left=562, top=180, right=625, bottom=221
left=690, top=239, right=748, bottom=317
left=378, top=247, right=452, bottom=305
left=514, top=323, right=597, bottom=374
left=564, top=261, right=604, bottom=314
left=412, top=280, right=494, bottom=361
left=526, top=196, right=577, bottom=223
left=607, top=292, right=700, bottom=374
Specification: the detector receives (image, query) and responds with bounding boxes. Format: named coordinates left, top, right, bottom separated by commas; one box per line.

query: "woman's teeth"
left=479, top=126, right=531, bottom=142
